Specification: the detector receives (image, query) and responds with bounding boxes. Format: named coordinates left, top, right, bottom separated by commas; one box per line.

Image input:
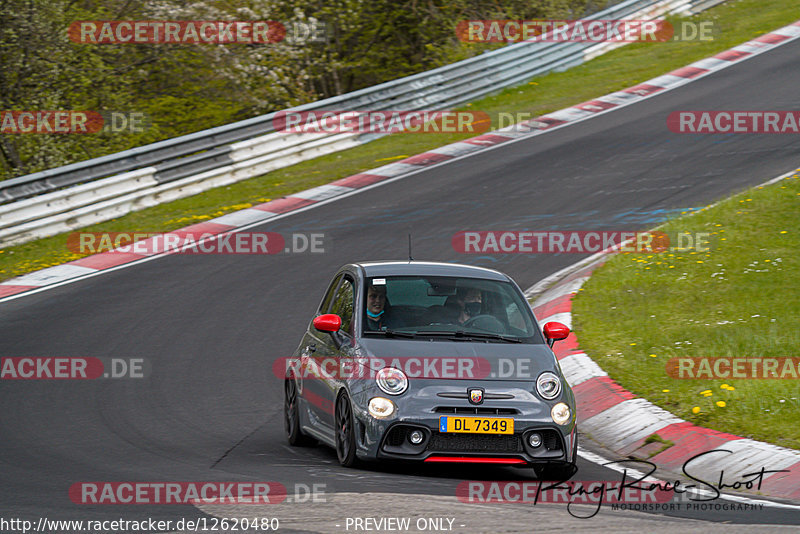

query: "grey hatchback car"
left=283, top=261, right=577, bottom=478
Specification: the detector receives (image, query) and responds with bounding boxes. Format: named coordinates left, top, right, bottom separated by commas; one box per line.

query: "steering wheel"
left=463, top=314, right=505, bottom=333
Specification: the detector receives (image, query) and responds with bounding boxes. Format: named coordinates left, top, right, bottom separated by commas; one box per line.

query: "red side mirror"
left=543, top=321, right=570, bottom=347
left=313, top=314, right=342, bottom=332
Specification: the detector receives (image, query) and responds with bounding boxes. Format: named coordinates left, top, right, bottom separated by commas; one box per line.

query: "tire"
left=572, top=430, right=579, bottom=462
left=533, top=462, right=578, bottom=482
left=534, top=462, right=577, bottom=481
left=284, top=379, right=314, bottom=446
left=335, top=393, right=358, bottom=467
left=534, top=432, right=578, bottom=480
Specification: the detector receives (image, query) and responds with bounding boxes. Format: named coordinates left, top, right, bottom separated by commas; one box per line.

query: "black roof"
left=355, top=261, right=510, bottom=281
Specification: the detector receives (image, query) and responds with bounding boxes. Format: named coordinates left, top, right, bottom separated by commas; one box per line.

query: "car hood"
left=355, top=337, right=560, bottom=381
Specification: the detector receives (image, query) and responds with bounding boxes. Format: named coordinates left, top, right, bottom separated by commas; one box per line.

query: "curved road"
left=1, top=36, right=799, bottom=532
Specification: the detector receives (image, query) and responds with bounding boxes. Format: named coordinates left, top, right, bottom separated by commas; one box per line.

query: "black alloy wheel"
left=335, top=393, right=358, bottom=466
left=285, top=379, right=313, bottom=446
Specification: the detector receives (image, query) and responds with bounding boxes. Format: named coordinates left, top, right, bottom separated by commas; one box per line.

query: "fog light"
left=409, top=430, right=424, bottom=445
left=528, top=433, right=543, bottom=448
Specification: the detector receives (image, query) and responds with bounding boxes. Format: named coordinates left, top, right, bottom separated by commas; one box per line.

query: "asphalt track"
left=1, top=36, right=800, bottom=532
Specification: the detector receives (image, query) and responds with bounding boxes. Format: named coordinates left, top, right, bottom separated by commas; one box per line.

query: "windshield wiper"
left=365, top=328, right=418, bottom=338
left=457, top=331, right=522, bottom=343
left=419, top=330, right=522, bottom=343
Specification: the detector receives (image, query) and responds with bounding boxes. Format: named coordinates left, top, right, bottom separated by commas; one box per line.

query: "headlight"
left=536, top=371, right=562, bottom=400
left=376, top=367, right=408, bottom=395
left=368, top=397, right=395, bottom=419
left=551, top=402, right=571, bottom=425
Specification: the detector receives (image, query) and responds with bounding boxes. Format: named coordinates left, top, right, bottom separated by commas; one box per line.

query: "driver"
left=456, top=287, right=482, bottom=325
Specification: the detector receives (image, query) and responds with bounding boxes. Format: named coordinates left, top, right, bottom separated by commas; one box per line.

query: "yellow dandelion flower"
left=716, top=401, right=726, bottom=408
left=692, top=407, right=700, bottom=414
left=662, top=389, right=670, bottom=393
left=649, top=354, right=657, bottom=358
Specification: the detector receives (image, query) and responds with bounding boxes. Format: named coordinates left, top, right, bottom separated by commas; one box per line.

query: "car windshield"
left=361, top=275, right=543, bottom=343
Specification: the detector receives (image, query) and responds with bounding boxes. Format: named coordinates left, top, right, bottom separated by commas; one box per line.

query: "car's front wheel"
left=285, top=379, right=314, bottom=446
left=534, top=432, right=578, bottom=480
left=335, top=393, right=358, bottom=467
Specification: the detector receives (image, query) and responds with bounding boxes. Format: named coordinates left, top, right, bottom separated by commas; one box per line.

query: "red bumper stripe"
left=424, top=456, right=526, bottom=464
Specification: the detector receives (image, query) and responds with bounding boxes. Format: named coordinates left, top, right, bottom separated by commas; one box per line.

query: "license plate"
left=438, top=416, right=514, bottom=434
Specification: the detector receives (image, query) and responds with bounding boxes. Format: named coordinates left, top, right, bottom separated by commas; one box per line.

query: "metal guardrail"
left=0, top=0, right=721, bottom=247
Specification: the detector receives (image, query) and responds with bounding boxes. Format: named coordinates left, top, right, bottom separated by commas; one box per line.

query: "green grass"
left=571, top=173, right=800, bottom=449
left=642, top=433, right=675, bottom=458
left=2, top=0, right=799, bottom=281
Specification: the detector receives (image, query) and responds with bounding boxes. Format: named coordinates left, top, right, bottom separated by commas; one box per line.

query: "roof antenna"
left=408, top=233, right=413, bottom=262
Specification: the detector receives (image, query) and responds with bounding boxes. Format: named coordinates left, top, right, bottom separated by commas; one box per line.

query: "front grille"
left=385, top=426, right=411, bottom=447
left=542, top=430, right=561, bottom=451
left=434, top=406, right=518, bottom=415
left=427, top=432, right=523, bottom=453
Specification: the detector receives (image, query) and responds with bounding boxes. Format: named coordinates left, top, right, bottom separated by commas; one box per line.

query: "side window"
left=329, top=277, right=355, bottom=336
left=319, top=274, right=343, bottom=313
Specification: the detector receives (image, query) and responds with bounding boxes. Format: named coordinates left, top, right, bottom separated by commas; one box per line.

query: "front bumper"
left=376, top=420, right=575, bottom=465
left=350, top=384, right=577, bottom=465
